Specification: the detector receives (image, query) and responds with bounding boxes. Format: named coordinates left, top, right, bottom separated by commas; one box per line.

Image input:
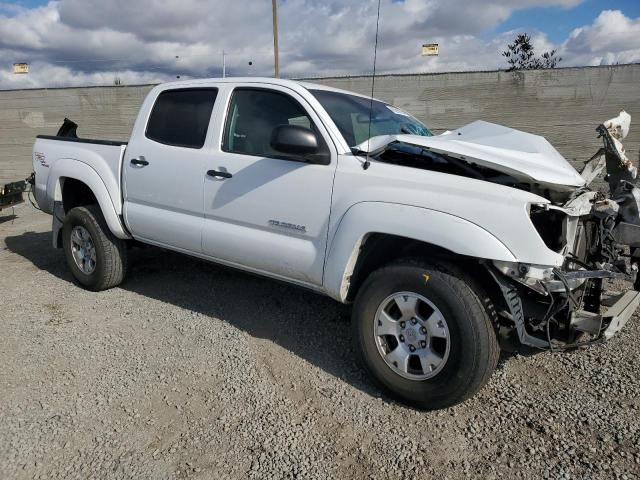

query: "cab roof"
left=157, top=76, right=378, bottom=102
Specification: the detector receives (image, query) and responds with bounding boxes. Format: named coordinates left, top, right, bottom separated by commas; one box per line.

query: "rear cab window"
left=146, top=88, right=218, bottom=148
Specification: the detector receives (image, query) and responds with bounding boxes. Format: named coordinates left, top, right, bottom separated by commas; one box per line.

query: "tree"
left=502, top=33, right=561, bottom=71
left=539, top=50, right=561, bottom=69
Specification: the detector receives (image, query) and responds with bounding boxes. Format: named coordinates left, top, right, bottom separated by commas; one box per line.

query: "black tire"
left=62, top=205, right=128, bottom=291
left=352, top=260, right=499, bottom=410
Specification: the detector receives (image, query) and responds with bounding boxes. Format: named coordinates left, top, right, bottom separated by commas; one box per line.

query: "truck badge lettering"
left=35, top=152, right=48, bottom=167
left=268, top=220, right=307, bottom=233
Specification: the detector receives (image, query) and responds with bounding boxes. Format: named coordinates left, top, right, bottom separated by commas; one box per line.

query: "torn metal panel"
left=580, top=150, right=606, bottom=185
left=570, top=310, right=602, bottom=335
left=487, top=267, right=551, bottom=349
left=563, top=191, right=598, bottom=216
left=602, top=290, right=640, bottom=339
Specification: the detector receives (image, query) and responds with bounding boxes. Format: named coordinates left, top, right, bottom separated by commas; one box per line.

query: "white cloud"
left=0, top=2, right=25, bottom=15
left=0, top=61, right=166, bottom=89
left=0, top=1, right=637, bottom=89
left=561, top=10, right=640, bottom=66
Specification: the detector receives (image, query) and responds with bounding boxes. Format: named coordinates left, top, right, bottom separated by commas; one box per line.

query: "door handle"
left=130, top=156, right=149, bottom=167
left=207, top=169, right=232, bottom=179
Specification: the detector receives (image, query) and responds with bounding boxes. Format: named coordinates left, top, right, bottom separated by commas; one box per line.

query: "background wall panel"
left=1, top=65, right=638, bottom=185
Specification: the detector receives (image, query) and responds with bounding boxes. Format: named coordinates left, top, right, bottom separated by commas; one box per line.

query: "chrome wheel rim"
left=374, top=292, right=451, bottom=381
left=70, top=226, right=97, bottom=275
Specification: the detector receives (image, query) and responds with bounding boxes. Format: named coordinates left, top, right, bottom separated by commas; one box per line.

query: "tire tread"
left=64, top=205, right=128, bottom=291
left=353, top=258, right=500, bottom=409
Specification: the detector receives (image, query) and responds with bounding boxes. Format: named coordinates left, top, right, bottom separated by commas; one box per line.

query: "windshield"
left=309, top=88, right=432, bottom=147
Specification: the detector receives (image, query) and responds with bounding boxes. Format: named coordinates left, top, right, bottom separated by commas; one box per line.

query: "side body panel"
left=201, top=84, right=338, bottom=285
left=32, top=78, right=569, bottom=306
left=322, top=155, right=564, bottom=301
left=122, top=84, right=222, bottom=252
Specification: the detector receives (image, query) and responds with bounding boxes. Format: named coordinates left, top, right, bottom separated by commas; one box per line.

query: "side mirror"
left=270, top=124, right=318, bottom=156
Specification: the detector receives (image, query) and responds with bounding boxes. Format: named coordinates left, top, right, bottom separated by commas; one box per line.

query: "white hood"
left=356, top=120, right=586, bottom=189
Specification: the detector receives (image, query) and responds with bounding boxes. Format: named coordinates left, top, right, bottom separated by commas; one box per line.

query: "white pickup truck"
left=32, top=77, right=640, bottom=409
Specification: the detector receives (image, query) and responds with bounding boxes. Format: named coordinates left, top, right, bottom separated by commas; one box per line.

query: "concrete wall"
left=0, top=85, right=153, bottom=185
left=1, top=64, right=639, bottom=185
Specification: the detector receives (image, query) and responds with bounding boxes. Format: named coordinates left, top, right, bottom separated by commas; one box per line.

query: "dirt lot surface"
left=2, top=204, right=640, bottom=480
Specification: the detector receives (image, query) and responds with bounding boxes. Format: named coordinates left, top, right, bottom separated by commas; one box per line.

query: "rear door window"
left=146, top=88, right=218, bottom=149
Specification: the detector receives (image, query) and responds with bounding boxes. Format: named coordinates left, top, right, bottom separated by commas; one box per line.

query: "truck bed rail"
left=36, top=135, right=128, bottom=147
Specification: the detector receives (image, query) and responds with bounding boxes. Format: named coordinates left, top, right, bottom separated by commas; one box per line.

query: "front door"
left=123, top=87, right=219, bottom=252
left=202, top=86, right=337, bottom=286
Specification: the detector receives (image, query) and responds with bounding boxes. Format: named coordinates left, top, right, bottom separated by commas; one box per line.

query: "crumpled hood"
left=356, top=120, right=586, bottom=189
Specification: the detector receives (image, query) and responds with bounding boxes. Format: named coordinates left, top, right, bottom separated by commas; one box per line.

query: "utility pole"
left=271, top=0, right=280, bottom=78
left=222, top=50, right=226, bottom=78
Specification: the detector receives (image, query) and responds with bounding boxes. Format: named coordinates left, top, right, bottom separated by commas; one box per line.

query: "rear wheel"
left=62, top=205, right=128, bottom=291
left=352, top=260, right=499, bottom=409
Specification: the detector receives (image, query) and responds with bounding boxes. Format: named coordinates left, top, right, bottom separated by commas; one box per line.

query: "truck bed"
left=33, top=135, right=128, bottom=216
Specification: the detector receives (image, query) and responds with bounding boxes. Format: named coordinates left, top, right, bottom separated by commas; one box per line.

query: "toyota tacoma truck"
left=32, top=78, right=640, bottom=409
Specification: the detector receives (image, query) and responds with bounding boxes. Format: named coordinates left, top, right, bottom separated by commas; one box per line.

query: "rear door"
left=123, top=87, right=219, bottom=252
left=201, top=85, right=338, bottom=286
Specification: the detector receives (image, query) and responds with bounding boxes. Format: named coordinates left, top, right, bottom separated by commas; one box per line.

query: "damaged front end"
left=489, top=111, right=640, bottom=351
left=360, top=110, right=640, bottom=351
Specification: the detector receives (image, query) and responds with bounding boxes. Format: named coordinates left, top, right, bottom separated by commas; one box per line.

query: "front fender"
left=48, top=159, right=130, bottom=240
left=323, top=202, right=517, bottom=302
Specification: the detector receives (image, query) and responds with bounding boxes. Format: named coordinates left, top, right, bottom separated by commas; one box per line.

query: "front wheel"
left=352, top=260, right=499, bottom=410
left=62, top=205, right=128, bottom=291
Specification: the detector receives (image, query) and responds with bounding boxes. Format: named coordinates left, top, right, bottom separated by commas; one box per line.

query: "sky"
left=0, top=0, right=639, bottom=89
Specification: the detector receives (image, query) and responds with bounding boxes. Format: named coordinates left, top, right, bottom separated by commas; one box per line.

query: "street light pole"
left=271, top=0, right=280, bottom=78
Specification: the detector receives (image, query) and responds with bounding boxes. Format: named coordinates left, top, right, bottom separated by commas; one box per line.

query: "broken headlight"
left=530, top=205, right=568, bottom=253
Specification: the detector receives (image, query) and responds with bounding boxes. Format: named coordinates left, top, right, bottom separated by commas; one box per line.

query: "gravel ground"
left=1, top=204, right=639, bottom=480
